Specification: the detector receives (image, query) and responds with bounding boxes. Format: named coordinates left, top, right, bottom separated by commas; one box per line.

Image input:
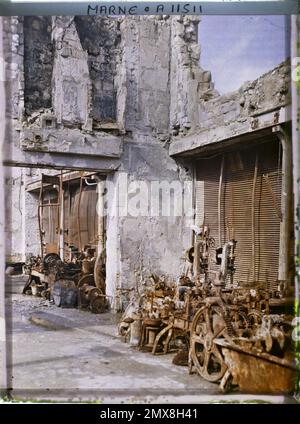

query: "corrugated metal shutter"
left=195, top=139, right=282, bottom=287
left=64, top=184, right=99, bottom=255
left=41, top=190, right=59, bottom=254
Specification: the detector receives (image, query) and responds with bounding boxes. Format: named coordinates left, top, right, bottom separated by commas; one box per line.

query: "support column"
left=273, top=126, right=293, bottom=284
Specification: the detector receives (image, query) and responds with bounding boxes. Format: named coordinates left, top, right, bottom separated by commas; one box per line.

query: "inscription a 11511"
left=87, top=3, right=203, bottom=16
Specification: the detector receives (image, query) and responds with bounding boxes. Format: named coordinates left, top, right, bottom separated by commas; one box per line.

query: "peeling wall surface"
left=24, top=16, right=53, bottom=115
left=75, top=16, right=120, bottom=123
left=4, top=166, right=25, bottom=262
left=2, top=15, right=291, bottom=304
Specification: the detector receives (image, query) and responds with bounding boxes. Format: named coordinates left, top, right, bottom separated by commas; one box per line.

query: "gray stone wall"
left=105, top=138, right=193, bottom=301
left=169, top=16, right=218, bottom=137
left=195, top=60, right=291, bottom=132
left=24, top=16, right=53, bottom=115
left=104, top=17, right=193, bottom=300
left=169, top=60, right=291, bottom=156
left=4, top=167, right=25, bottom=263
left=75, top=16, right=120, bottom=123
left=168, top=17, right=290, bottom=144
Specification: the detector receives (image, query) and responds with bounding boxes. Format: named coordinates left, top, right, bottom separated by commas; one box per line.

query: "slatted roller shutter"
left=195, top=139, right=282, bottom=287
left=64, top=184, right=99, bottom=254
left=41, top=190, right=59, bottom=254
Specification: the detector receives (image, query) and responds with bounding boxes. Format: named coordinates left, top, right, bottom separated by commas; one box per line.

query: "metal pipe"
left=77, top=176, right=83, bottom=252
left=218, top=155, right=224, bottom=247
left=96, top=180, right=105, bottom=255
left=38, top=184, right=44, bottom=258
left=273, top=126, right=293, bottom=283
left=251, top=154, right=258, bottom=282
left=192, top=164, right=196, bottom=248
left=84, top=177, right=97, bottom=186
left=94, top=180, right=106, bottom=291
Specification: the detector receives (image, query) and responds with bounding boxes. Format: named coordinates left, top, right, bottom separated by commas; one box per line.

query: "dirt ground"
left=3, top=275, right=297, bottom=404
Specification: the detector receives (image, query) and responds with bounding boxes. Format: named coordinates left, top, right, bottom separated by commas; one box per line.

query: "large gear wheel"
left=189, top=305, right=227, bottom=382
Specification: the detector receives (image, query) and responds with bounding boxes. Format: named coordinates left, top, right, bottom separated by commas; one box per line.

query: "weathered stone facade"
left=170, top=59, right=291, bottom=156
left=2, top=15, right=292, bottom=306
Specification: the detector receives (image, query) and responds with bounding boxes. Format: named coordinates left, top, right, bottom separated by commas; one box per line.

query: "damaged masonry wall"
left=169, top=17, right=290, bottom=151
left=2, top=15, right=291, bottom=306
left=3, top=16, right=194, bottom=301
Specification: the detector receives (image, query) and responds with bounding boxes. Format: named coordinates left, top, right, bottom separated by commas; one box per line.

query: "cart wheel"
left=190, top=305, right=227, bottom=382
left=77, top=274, right=95, bottom=288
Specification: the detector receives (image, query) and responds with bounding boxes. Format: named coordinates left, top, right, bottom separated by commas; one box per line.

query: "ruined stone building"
left=2, top=15, right=293, bottom=307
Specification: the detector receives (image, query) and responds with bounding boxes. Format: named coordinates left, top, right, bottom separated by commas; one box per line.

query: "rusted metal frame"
left=193, top=243, right=199, bottom=279
left=192, top=165, right=197, bottom=248
left=151, top=321, right=174, bottom=355
left=38, top=173, right=62, bottom=257
left=215, top=338, right=296, bottom=370
left=262, top=174, right=283, bottom=221
left=226, top=183, right=235, bottom=242
left=37, top=203, right=60, bottom=207
left=97, top=180, right=105, bottom=255
left=251, top=154, right=258, bottom=282
left=218, top=155, right=225, bottom=248
left=77, top=174, right=84, bottom=252
left=38, top=181, right=44, bottom=258
left=67, top=178, right=71, bottom=261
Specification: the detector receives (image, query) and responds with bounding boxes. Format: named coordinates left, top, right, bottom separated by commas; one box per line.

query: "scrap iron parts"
left=78, top=284, right=107, bottom=314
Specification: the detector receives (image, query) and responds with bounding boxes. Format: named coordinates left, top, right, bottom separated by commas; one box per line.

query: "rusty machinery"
left=23, top=247, right=107, bottom=313
left=23, top=171, right=107, bottom=314
left=118, top=226, right=297, bottom=393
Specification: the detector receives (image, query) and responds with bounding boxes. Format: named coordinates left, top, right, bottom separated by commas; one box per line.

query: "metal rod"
left=191, top=164, right=196, bottom=248
left=38, top=203, right=60, bottom=207
left=38, top=181, right=44, bottom=258
left=251, top=153, right=258, bottom=282
left=77, top=175, right=83, bottom=252
left=262, top=174, right=282, bottom=221
left=218, top=155, right=225, bottom=247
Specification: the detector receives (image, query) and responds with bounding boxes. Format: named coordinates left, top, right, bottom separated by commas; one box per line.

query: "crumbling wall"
left=105, top=17, right=193, bottom=302
left=51, top=16, right=91, bottom=127
left=4, top=15, right=193, bottom=301
left=75, top=16, right=121, bottom=123
left=121, top=16, right=171, bottom=138
left=4, top=167, right=43, bottom=262
left=170, top=16, right=218, bottom=137
left=170, top=60, right=291, bottom=155
left=105, top=139, right=193, bottom=302
left=24, top=17, right=53, bottom=115
left=168, top=17, right=290, bottom=144
left=196, top=60, right=291, bottom=133
left=2, top=16, right=24, bottom=122
left=4, top=167, right=25, bottom=262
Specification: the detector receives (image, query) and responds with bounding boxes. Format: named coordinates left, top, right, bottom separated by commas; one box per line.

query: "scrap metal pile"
left=23, top=247, right=107, bottom=314
left=118, top=225, right=297, bottom=393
